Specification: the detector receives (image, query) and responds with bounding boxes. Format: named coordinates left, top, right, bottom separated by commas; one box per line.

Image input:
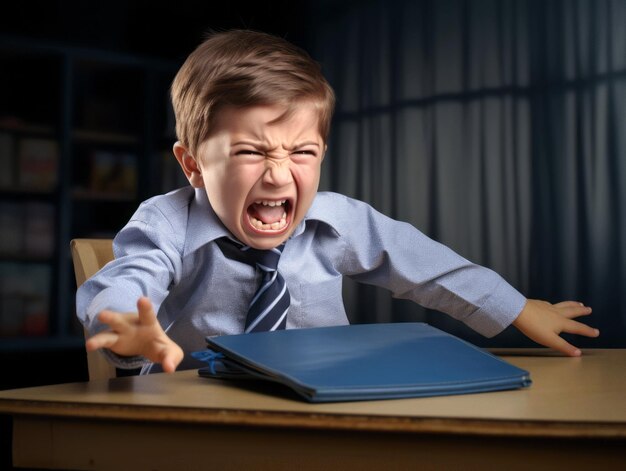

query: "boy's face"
left=186, top=103, right=325, bottom=250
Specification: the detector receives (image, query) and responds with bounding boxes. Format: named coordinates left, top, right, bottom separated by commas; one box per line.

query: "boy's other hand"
left=512, top=299, right=600, bottom=356
left=85, top=297, right=184, bottom=372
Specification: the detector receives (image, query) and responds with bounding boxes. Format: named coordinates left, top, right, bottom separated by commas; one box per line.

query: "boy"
left=78, top=30, right=599, bottom=375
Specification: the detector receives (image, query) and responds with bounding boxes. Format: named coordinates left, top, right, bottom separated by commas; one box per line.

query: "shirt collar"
left=296, top=192, right=342, bottom=238
left=184, top=188, right=233, bottom=255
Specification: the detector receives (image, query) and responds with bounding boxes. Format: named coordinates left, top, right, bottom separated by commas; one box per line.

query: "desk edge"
left=1, top=398, right=625, bottom=440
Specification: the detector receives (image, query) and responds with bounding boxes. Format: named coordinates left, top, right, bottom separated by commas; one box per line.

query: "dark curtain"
left=310, top=0, right=626, bottom=347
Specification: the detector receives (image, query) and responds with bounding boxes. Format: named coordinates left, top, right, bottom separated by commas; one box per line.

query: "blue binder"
left=192, top=323, right=531, bottom=403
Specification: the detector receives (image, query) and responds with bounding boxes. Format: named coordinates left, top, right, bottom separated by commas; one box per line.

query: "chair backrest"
left=70, top=238, right=117, bottom=381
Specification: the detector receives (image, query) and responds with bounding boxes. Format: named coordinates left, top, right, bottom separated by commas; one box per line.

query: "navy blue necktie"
left=217, top=237, right=290, bottom=332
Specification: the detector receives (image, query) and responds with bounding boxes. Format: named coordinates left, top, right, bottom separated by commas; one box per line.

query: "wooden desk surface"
left=1, top=349, right=625, bottom=470
left=1, top=349, right=625, bottom=437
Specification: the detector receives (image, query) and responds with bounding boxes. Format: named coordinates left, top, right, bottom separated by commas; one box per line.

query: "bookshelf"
left=0, top=36, right=180, bottom=351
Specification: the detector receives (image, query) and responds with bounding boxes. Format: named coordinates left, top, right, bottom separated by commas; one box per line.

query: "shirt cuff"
left=100, top=348, right=148, bottom=370
left=84, top=286, right=141, bottom=332
left=462, top=280, right=527, bottom=338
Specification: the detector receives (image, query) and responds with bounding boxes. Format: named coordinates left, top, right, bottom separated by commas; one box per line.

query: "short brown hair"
left=171, top=29, right=335, bottom=156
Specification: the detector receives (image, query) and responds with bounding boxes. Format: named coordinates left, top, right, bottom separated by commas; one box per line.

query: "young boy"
left=78, top=30, right=599, bottom=375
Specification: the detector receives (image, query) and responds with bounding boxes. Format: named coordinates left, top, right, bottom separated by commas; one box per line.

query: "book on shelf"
left=0, top=263, right=50, bottom=337
left=0, top=202, right=54, bottom=259
left=0, top=264, right=23, bottom=336
left=0, top=202, right=23, bottom=256
left=17, top=137, right=59, bottom=191
left=23, top=202, right=55, bottom=259
left=89, top=149, right=137, bottom=196
left=0, top=132, right=15, bottom=189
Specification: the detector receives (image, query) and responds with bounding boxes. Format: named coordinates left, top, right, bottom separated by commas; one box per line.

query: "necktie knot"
left=216, top=237, right=284, bottom=269
left=241, top=245, right=283, bottom=272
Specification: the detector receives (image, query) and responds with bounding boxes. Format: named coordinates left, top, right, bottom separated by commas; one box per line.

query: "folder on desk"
left=192, top=323, right=531, bottom=403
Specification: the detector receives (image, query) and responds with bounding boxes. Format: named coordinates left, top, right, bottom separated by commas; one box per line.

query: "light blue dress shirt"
left=77, top=187, right=527, bottom=373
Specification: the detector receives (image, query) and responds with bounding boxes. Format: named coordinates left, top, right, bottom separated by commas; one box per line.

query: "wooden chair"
left=70, top=238, right=117, bottom=381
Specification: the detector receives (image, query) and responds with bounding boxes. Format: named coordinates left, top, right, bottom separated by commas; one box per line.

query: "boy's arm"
left=77, top=193, right=188, bottom=370
left=86, top=297, right=184, bottom=372
left=512, top=299, right=599, bottom=356
left=325, top=194, right=600, bottom=353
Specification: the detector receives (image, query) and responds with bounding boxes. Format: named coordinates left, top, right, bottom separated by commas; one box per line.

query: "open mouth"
left=246, top=199, right=292, bottom=233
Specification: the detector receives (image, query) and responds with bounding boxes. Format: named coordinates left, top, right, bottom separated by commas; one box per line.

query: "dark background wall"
left=0, top=0, right=311, bottom=58
left=310, top=0, right=626, bottom=350
left=2, top=1, right=624, bottom=467
left=1, top=0, right=624, bottom=391
left=0, top=0, right=626, bottom=387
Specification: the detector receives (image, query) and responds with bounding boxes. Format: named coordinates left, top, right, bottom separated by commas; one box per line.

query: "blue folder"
left=192, top=323, right=531, bottom=403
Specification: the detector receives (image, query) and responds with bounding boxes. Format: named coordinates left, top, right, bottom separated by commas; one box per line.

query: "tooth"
left=282, top=211, right=287, bottom=218
left=255, top=200, right=261, bottom=205
left=251, top=213, right=290, bottom=231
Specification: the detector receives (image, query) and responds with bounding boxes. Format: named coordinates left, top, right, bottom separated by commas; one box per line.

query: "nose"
left=262, top=159, right=293, bottom=187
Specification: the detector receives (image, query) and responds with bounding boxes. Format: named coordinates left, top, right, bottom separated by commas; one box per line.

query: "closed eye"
left=235, top=149, right=264, bottom=156
left=292, top=150, right=317, bottom=156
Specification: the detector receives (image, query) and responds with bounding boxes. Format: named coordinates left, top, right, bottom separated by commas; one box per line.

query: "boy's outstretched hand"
left=85, top=297, right=184, bottom=373
left=513, top=299, right=600, bottom=356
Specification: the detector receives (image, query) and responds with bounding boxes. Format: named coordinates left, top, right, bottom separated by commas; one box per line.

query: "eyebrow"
left=232, top=140, right=320, bottom=149
left=232, top=140, right=262, bottom=147
left=290, top=141, right=321, bottom=149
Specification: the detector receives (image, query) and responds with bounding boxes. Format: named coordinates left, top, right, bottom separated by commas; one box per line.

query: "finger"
left=553, top=301, right=587, bottom=309
left=137, top=297, right=158, bottom=326
left=545, top=334, right=582, bottom=357
left=97, top=310, right=131, bottom=331
left=86, top=331, right=119, bottom=351
left=563, top=320, right=600, bottom=338
left=558, top=305, right=593, bottom=319
left=161, top=356, right=177, bottom=373
left=159, top=346, right=183, bottom=373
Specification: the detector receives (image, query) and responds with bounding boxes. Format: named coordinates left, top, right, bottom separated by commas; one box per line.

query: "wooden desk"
left=1, top=349, right=625, bottom=470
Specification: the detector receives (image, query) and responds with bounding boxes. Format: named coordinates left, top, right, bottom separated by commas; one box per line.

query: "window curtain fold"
left=312, top=0, right=626, bottom=346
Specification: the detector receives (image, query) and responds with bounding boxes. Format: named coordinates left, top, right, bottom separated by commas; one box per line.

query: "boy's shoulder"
left=121, top=187, right=223, bottom=253
left=125, top=187, right=197, bottom=239
left=131, top=187, right=229, bottom=251
left=307, top=192, right=383, bottom=234
left=139, top=186, right=196, bottom=213
left=310, top=191, right=358, bottom=211
left=132, top=187, right=194, bottom=222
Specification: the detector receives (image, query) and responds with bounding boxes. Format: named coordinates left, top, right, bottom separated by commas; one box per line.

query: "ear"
left=173, top=142, right=204, bottom=188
